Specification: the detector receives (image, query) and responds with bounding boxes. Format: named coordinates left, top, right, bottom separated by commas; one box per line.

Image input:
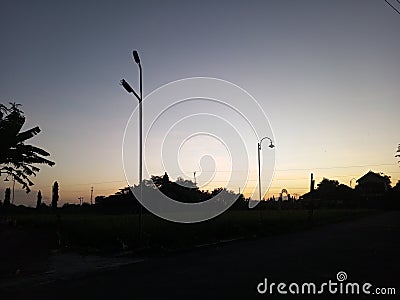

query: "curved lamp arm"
left=259, top=136, right=275, bottom=149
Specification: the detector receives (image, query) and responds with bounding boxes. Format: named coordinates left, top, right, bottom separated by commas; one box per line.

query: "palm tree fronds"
left=0, top=102, right=55, bottom=193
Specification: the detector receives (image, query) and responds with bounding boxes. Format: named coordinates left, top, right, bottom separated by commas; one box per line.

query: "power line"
left=170, top=163, right=397, bottom=174
left=67, top=180, right=126, bottom=186
left=275, top=163, right=396, bottom=171
left=26, top=180, right=126, bottom=189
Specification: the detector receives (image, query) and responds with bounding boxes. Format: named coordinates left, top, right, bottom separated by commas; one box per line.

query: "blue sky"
left=1, top=0, right=399, bottom=205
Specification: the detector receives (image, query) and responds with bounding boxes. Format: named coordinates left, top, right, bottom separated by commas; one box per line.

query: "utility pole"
left=12, top=176, right=15, bottom=204
left=90, top=186, right=93, bottom=205
left=194, top=171, right=197, bottom=186
left=310, top=173, right=315, bottom=192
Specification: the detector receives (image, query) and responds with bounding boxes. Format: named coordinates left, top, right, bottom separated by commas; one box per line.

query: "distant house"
left=356, top=171, right=391, bottom=206
left=356, top=171, right=390, bottom=194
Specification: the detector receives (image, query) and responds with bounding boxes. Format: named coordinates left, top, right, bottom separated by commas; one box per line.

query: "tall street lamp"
left=121, top=50, right=143, bottom=240
left=257, top=137, right=274, bottom=201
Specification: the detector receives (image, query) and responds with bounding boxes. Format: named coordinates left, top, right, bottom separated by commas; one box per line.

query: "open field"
left=4, top=208, right=378, bottom=253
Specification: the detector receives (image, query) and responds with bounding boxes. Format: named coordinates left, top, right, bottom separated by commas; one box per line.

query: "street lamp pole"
left=257, top=137, right=274, bottom=201
left=136, top=51, right=143, bottom=241
left=121, top=50, right=143, bottom=240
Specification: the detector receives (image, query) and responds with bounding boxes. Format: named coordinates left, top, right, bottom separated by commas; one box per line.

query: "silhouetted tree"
left=3, top=188, right=11, bottom=207
left=95, top=174, right=246, bottom=209
left=396, top=144, right=400, bottom=164
left=317, top=178, right=339, bottom=193
left=316, top=178, right=339, bottom=201
left=176, top=176, right=197, bottom=189
left=381, top=174, right=391, bottom=188
left=52, top=181, right=59, bottom=209
left=300, top=177, right=358, bottom=208
left=162, top=172, right=169, bottom=186
left=36, top=190, right=42, bottom=209
left=394, top=180, right=400, bottom=190
left=151, top=173, right=171, bottom=191
left=0, top=103, right=55, bottom=192
left=383, top=180, right=400, bottom=209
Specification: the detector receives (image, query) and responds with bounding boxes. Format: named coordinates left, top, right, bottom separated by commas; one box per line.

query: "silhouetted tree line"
left=94, top=172, right=250, bottom=212
left=89, top=171, right=400, bottom=212
left=2, top=172, right=398, bottom=213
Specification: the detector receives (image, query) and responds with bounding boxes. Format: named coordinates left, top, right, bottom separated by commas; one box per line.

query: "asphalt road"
left=3, top=211, right=399, bottom=299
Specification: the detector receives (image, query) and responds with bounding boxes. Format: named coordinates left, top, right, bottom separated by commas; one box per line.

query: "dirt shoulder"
left=0, top=222, right=55, bottom=278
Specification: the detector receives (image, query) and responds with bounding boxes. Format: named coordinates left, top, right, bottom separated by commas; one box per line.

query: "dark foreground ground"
left=2, top=211, right=399, bottom=299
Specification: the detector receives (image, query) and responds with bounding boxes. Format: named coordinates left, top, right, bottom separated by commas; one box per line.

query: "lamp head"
left=269, top=143, right=275, bottom=148
left=120, top=79, right=134, bottom=94
left=132, top=50, right=140, bottom=64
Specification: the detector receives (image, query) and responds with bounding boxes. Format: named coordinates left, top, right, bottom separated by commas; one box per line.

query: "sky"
left=0, top=0, right=399, bottom=206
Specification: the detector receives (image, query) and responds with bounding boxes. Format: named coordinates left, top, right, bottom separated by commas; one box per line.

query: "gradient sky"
left=1, top=0, right=399, bottom=206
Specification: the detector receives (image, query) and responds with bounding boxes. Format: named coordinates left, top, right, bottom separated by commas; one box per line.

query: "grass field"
left=4, top=208, right=377, bottom=254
